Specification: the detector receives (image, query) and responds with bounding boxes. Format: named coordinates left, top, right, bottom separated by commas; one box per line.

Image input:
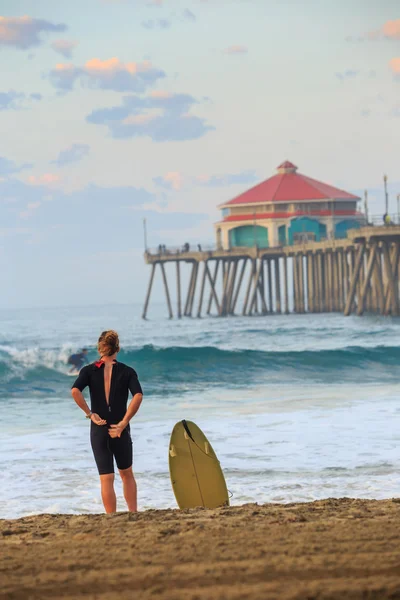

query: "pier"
left=142, top=226, right=400, bottom=318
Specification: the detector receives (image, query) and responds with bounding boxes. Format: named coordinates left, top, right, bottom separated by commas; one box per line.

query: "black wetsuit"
left=72, top=361, right=143, bottom=475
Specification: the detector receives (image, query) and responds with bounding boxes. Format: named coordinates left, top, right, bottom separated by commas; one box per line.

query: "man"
left=67, top=348, right=89, bottom=373
left=71, top=330, right=143, bottom=513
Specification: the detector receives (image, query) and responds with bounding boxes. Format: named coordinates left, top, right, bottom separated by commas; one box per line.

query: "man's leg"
left=119, top=467, right=137, bottom=512
left=100, top=473, right=116, bottom=513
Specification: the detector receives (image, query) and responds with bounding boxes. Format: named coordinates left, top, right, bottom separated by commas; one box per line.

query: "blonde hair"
left=97, top=330, right=120, bottom=357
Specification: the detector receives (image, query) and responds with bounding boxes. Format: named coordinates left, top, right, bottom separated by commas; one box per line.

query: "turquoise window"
left=229, top=225, right=269, bottom=248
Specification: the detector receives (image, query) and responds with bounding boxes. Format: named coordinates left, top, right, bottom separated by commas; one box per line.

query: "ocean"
left=1, top=303, right=400, bottom=519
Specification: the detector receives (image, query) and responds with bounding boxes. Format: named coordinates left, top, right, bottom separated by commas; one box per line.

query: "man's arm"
left=71, top=387, right=107, bottom=426
left=122, top=393, right=143, bottom=425
left=109, top=393, right=143, bottom=438
left=71, top=387, right=91, bottom=417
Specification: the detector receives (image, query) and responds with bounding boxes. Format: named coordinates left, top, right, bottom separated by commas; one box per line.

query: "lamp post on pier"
left=384, top=174, right=389, bottom=216
left=143, top=218, right=148, bottom=251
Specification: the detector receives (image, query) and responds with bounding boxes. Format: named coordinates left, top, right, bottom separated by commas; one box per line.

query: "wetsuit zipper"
left=108, top=362, right=117, bottom=416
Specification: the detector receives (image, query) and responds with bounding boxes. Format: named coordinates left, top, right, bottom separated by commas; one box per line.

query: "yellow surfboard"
left=169, top=420, right=229, bottom=509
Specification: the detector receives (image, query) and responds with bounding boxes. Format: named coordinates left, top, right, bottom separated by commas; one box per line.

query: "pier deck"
left=142, top=226, right=400, bottom=319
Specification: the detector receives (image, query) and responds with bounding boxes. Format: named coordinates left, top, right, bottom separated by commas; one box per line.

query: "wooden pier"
left=142, top=226, right=400, bottom=318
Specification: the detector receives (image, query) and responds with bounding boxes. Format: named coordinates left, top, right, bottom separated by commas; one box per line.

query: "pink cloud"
left=390, top=57, right=400, bottom=76
left=51, top=39, right=78, bottom=58
left=223, top=45, right=248, bottom=55
left=153, top=172, right=184, bottom=191
left=27, top=174, right=60, bottom=186
left=0, top=15, right=66, bottom=49
left=85, top=57, right=139, bottom=74
left=383, top=20, right=400, bottom=40
left=150, top=90, right=173, bottom=99
left=122, top=113, right=159, bottom=125
left=49, top=57, right=165, bottom=92
left=353, top=20, right=400, bottom=42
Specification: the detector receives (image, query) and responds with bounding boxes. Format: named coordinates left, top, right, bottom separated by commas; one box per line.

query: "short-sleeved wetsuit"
left=72, top=361, right=143, bottom=475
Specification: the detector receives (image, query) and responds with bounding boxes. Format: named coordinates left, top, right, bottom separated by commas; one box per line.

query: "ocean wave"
left=0, top=343, right=399, bottom=398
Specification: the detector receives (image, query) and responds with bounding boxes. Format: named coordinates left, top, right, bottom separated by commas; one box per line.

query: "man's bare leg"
left=119, top=467, right=137, bottom=512
left=100, top=473, right=116, bottom=513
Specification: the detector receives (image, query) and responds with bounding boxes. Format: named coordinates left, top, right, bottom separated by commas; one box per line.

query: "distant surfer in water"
left=67, top=348, right=89, bottom=373
left=71, top=330, right=143, bottom=513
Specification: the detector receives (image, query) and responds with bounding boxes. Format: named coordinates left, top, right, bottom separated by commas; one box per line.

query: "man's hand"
left=90, top=413, right=107, bottom=426
left=108, top=421, right=127, bottom=438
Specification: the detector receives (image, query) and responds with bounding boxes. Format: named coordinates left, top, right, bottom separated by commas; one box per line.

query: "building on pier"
left=215, top=161, right=366, bottom=249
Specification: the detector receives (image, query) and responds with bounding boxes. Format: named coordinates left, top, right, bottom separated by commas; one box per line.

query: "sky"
left=1, top=0, right=400, bottom=309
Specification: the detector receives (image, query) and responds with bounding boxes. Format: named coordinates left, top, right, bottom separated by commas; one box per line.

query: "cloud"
left=383, top=20, right=400, bottom=40
left=390, top=57, right=400, bottom=78
left=183, top=9, right=196, bottom=22
left=0, top=16, right=66, bottom=50
left=223, top=45, right=248, bottom=55
left=48, top=57, right=165, bottom=92
left=27, top=174, right=60, bottom=186
left=0, top=89, right=42, bottom=110
left=335, top=69, right=359, bottom=81
left=20, top=201, right=41, bottom=220
left=147, top=0, right=164, bottom=5
left=194, top=170, right=258, bottom=187
left=0, top=156, right=32, bottom=176
left=52, top=143, right=90, bottom=167
left=153, top=172, right=184, bottom=190
left=86, top=91, right=214, bottom=142
left=348, top=19, right=400, bottom=42
left=142, top=19, right=170, bottom=29
left=51, top=39, right=78, bottom=58
left=153, top=169, right=258, bottom=191
left=0, top=90, right=24, bottom=110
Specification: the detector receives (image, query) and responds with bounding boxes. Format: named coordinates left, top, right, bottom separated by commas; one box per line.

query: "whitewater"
left=1, top=303, right=400, bottom=518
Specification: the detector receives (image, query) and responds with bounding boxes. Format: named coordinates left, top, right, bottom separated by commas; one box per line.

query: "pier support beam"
left=344, top=244, right=365, bottom=316
left=275, top=258, right=281, bottom=313
left=206, top=260, right=220, bottom=315
left=283, top=256, right=289, bottom=314
left=176, top=261, right=182, bottom=318
left=160, top=262, right=173, bottom=319
left=383, top=242, right=400, bottom=315
left=196, top=261, right=207, bottom=318
left=231, top=258, right=248, bottom=315
left=142, top=263, right=156, bottom=319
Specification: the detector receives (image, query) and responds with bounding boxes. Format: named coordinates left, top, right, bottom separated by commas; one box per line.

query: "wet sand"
left=2, top=498, right=400, bottom=600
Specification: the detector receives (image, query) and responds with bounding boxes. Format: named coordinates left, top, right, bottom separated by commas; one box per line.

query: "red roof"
left=222, top=162, right=360, bottom=206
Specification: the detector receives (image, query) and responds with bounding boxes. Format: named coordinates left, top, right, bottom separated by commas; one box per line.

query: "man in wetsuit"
left=71, top=330, right=143, bottom=513
left=67, top=348, right=89, bottom=373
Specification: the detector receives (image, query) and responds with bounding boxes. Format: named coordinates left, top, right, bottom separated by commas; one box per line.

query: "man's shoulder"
left=117, top=362, right=138, bottom=376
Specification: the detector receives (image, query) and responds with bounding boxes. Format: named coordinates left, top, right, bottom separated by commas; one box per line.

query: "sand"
left=1, top=498, right=400, bottom=600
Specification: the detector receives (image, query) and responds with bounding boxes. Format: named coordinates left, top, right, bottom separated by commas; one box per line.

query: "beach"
left=2, top=498, right=400, bottom=600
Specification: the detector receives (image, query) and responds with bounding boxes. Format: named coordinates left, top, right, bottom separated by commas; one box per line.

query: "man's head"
left=97, top=330, right=120, bottom=357
left=82, top=348, right=88, bottom=355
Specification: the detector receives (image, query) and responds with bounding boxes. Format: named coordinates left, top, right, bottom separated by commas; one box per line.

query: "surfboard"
left=67, top=371, right=79, bottom=377
left=169, top=420, right=229, bottom=509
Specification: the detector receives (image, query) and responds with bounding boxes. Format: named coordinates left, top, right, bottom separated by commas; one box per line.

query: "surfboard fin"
left=204, top=442, right=210, bottom=454
left=169, top=445, right=177, bottom=457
